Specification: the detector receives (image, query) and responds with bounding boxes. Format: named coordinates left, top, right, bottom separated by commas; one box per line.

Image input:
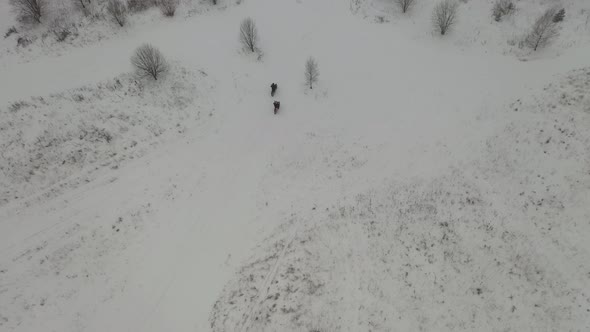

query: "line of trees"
left=397, top=0, right=564, bottom=51
left=9, top=0, right=192, bottom=26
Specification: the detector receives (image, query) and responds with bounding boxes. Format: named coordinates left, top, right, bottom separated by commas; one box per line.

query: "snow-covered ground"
left=0, top=0, right=589, bottom=331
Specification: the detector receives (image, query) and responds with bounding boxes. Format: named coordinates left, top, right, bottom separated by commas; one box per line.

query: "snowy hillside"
left=0, top=0, right=589, bottom=331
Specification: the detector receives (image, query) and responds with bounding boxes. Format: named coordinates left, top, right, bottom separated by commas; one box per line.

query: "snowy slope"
left=0, top=0, right=589, bottom=331
left=211, top=68, right=590, bottom=331
left=0, top=65, right=215, bottom=207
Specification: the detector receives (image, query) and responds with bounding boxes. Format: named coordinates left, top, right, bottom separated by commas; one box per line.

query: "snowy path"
left=1, top=0, right=590, bottom=331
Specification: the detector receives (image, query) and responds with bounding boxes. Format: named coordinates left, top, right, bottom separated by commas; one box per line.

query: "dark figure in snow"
left=273, top=101, right=280, bottom=114
left=270, top=83, right=278, bottom=97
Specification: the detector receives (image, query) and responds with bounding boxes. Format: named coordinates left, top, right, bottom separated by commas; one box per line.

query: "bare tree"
left=305, top=57, right=319, bottom=90
left=432, top=0, right=458, bottom=35
left=107, top=0, right=127, bottom=27
left=396, top=0, right=416, bottom=14
left=131, top=44, right=168, bottom=80
left=159, top=0, right=179, bottom=16
left=525, top=7, right=560, bottom=51
left=492, top=0, right=514, bottom=22
left=10, top=0, right=45, bottom=23
left=239, top=17, right=258, bottom=53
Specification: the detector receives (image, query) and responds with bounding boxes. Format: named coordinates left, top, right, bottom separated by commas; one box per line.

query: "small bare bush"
left=10, top=0, right=45, bottom=23
left=432, top=0, right=458, bottom=36
left=525, top=7, right=559, bottom=51
left=159, top=0, right=179, bottom=17
left=492, top=0, right=514, bottom=22
left=52, top=27, right=71, bottom=42
left=305, top=57, right=319, bottom=89
left=107, top=0, right=127, bottom=27
left=396, top=0, right=416, bottom=14
left=131, top=44, right=168, bottom=80
left=239, top=17, right=259, bottom=53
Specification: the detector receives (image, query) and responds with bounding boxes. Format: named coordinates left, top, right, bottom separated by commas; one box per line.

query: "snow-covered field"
left=0, top=0, right=589, bottom=331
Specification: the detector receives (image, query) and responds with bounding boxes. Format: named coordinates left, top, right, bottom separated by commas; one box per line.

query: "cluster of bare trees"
left=105, top=0, right=180, bottom=25
left=401, top=0, right=564, bottom=51
left=9, top=0, right=186, bottom=28
left=238, top=18, right=321, bottom=89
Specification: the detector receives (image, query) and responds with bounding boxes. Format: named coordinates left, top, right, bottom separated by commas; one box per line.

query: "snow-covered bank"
left=211, top=68, right=590, bottom=332
left=0, top=65, right=215, bottom=207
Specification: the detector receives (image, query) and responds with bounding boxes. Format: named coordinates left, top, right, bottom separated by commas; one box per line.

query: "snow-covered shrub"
left=492, top=0, right=514, bottom=22
left=8, top=101, right=29, bottom=113
left=17, top=36, right=32, bottom=47
left=552, top=8, right=565, bottom=23
left=127, top=0, right=157, bottom=13
left=159, top=0, right=179, bottom=17
left=525, top=7, right=560, bottom=51
left=9, top=0, right=45, bottom=23
left=107, top=0, right=127, bottom=27
left=131, top=44, right=168, bottom=80
left=50, top=18, right=76, bottom=42
left=239, top=17, right=259, bottom=53
left=305, top=57, right=319, bottom=89
left=4, top=26, right=18, bottom=38
left=432, top=0, right=458, bottom=36
left=396, top=0, right=416, bottom=14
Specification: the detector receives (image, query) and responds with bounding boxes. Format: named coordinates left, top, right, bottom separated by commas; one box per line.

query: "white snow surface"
left=0, top=0, right=589, bottom=331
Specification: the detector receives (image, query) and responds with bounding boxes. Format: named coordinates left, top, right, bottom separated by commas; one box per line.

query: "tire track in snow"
left=239, top=228, right=298, bottom=332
